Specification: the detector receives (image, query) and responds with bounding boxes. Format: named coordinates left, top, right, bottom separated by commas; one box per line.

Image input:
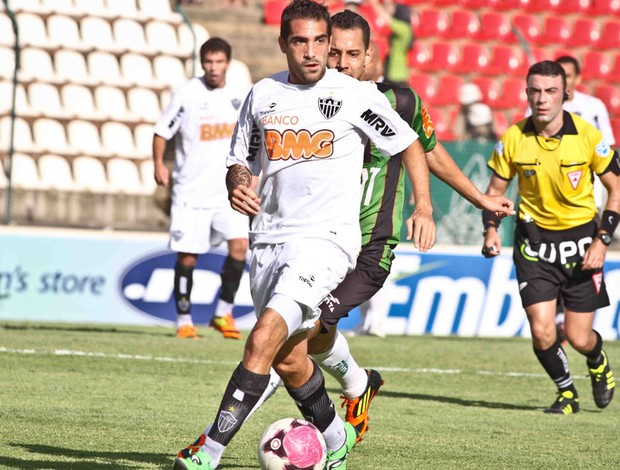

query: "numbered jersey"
left=154, top=77, right=249, bottom=208
left=228, top=69, right=418, bottom=257
left=359, top=83, right=437, bottom=270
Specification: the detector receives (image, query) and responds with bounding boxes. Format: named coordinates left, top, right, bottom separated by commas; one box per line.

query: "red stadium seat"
left=581, top=51, right=613, bottom=81
left=540, top=16, right=571, bottom=46
left=472, top=76, right=502, bottom=108
left=496, top=77, right=527, bottom=109
left=263, top=0, right=287, bottom=26
left=599, top=20, right=620, bottom=50
left=486, top=0, right=520, bottom=11
left=444, top=10, right=479, bottom=40
left=594, top=84, right=620, bottom=115
left=488, top=44, right=527, bottom=76
left=425, top=41, right=459, bottom=72
left=414, top=8, right=449, bottom=38
left=588, top=0, right=620, bottom=16
left=454, top=43, right=490, bottom=74
left=433, top=74, right=464, bottom=106
left=358, top=4, right=391, bottom=37
left=476, top=12, right=515, bottom=43
left=493, top=110, right=509, bottom=137
left=512, top=14, right=541, bottom=45
left=426, top=106, right=454, bottom=141
left=408, top=73, right=438, bottom=105
left=613, top=54, right=620, bottom=83
left=567, top=18, right=601, bottom=47
left=407, top=42, right=431, bottom=71
left=552, top=0, right=590, bottom=14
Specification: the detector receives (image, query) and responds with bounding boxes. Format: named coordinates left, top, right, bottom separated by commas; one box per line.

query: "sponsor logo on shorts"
left=592, top=272, right=603, bottom=294
left=318, top=96, right=342, bottom=119
left=360, top=109, right=396, bottom=136
left=519, top=282, right=528, bottom=291
left=171, top=230, right=184, bottom=242
left=322, top=293, right=340, bottom=312
left=298, top=275, right=315, bottom=288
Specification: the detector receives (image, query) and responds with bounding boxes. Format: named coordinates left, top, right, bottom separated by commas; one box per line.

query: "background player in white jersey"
left=152, top=38, right=250, bottom=340
left=172, top=1, right=434, bottom=469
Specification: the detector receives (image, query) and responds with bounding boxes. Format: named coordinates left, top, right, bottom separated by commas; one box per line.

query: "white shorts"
left=249, top=238, right=353, bottom=336
left=169, top=203, right=249, bottom=254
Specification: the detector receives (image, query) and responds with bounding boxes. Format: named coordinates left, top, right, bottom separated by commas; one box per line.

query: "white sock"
left=201, top=437, right=225, bottom=468
left=313, top=332, right=368, bottom=399
left=321, top=415, right=346, bottom=452
left=177, top=313, right=193, bottom=328
left=214, top=300, right=234, bottom=318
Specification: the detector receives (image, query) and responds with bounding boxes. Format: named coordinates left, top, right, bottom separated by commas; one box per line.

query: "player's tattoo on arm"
left=226, top=164, right=252, bottom=193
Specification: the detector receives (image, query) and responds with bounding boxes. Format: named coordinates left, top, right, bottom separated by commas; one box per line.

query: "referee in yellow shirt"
left=481, top=60, right=620, bottom=414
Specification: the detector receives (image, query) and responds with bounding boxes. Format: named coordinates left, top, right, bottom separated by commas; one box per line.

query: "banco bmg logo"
left=119, top=251, right=252, bottom=323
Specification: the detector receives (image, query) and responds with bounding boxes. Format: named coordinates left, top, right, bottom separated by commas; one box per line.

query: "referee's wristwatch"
left=596, top=231, right=612, bottom=246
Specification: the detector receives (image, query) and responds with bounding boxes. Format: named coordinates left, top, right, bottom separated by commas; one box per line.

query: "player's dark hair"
left=555, top=55, right=581, bottom=76
left=280, top=0, right=331, bottom=41
left=200, top=37, right=232, bottom=62
left=527, top=60, right=567, bottom=91
left=331, top=9, right=371, bottom=50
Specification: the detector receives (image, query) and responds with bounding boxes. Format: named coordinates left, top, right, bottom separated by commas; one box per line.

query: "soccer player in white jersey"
left=153, top=38, right=250, bottom=340
left=172, top=1, right=434, bottom=469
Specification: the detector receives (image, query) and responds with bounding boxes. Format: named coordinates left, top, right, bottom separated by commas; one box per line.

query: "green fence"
left=401, top=140, right=518, bottom=247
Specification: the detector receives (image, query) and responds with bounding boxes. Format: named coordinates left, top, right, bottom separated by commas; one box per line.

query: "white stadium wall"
left=1, top=226, right=619, bottom=339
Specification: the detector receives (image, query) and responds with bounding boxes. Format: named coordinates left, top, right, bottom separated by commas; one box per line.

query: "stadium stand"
left=2, top=0, right=619, bottom=230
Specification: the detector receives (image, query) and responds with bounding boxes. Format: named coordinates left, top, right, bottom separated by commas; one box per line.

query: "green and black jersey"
left=359, top=82, right=437, bottom=271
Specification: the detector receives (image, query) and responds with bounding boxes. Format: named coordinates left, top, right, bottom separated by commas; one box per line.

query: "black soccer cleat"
left=544, top=390, right=580, bottom=415
left=588, top=350, right=615, bottom=409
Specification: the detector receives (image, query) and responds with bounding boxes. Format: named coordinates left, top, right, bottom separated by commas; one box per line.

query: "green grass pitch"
left=1, top=322, right=619, bottom=469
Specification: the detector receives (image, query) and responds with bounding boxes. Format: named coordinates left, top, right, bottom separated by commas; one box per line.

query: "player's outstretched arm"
left=427, top=143, right=515, bottom=217
left=480, top=174, right=510, bottom=258
left=402, top=139, right=435, bottom=252
left=226, top=164, right=261, bottom=216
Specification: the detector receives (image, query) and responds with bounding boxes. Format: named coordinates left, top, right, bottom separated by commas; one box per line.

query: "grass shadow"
left=4, top=443, right=170, bottom=469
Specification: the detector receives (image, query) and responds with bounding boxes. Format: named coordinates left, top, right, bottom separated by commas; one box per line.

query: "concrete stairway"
left=181, top=1, right=287, bottom=82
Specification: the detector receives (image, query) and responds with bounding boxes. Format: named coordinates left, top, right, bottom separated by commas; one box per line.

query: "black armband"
left=601, top=210, right=620, bottom=235
left=482, top=210, right=502, bottom=230
left=601, top=150, right=620, bottom=176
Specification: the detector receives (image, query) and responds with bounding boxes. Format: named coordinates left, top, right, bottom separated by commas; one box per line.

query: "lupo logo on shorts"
left=118, top=251, right=252, bottom=323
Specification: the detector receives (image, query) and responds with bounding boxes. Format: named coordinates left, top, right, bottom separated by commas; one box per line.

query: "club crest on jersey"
left=567, top=170, right=582, bottom=189
left=231, top=98, right=241, bottom=110
left=318, top=96, right=342, bottom=119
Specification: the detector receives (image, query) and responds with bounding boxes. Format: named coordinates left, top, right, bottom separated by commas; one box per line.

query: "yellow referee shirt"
left=488, top=112, right=614, bottom=230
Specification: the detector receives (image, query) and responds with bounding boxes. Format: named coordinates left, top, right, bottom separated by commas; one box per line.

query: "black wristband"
left=601, top=210, right=620, bottom=235
left=482, top=210, right=501, bottom=230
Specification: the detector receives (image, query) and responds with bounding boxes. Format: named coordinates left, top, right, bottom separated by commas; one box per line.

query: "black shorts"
left=318, top=242, right=390, bottom=330
left=513, top=219, right=609, bottom=312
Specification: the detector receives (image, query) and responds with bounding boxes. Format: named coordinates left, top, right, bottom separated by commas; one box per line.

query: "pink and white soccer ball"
left=257, top=417, right=327, bottom=470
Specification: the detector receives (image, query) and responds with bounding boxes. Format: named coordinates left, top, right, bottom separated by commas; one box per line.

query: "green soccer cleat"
left=544, top=390, right=580, bottom=415
left=589, top=349, right=615, bottom=409
left=173, top=450, right=213, bottom=470
left=325, top=422, right=358, bottom=469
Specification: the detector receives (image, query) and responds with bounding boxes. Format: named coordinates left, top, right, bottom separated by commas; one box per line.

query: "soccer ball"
left=257, top=417, right=327, bottom=470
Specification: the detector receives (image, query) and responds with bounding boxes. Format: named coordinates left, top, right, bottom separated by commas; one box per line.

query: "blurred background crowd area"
left=0, top=0, right=618, bottom=241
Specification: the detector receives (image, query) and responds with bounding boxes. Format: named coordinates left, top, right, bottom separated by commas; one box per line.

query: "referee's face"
left=279, top=18, right=329, bottom=85
left=527, top=74, right=565, bottom=129
left=327, top=26, right=370, bottom=80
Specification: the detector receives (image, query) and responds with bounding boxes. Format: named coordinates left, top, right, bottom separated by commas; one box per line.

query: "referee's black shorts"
left=513, top=219, right=610, bottom=312
left=318, top=243, right=391, bottom=330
